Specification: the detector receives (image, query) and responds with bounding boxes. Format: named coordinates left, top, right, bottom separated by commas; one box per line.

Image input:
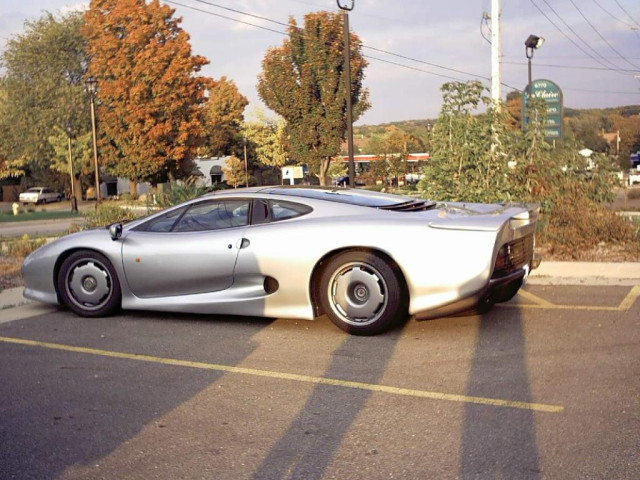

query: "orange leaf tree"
left=84, top=0, right=211, bottom=192
left=257, top=11, right=369, bottom=185
left=201, top=76, right=249, bottom=158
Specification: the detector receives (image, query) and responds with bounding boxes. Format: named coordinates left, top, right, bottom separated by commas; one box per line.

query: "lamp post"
left=524, top=34, right=545, bottom=105
left=65, top=121, right=78, bottom=212
left=337, top=0, right=355, bottom=187
left=243, top=136, right=249, bottom=188
left=85, top=76, right=101, bottom=204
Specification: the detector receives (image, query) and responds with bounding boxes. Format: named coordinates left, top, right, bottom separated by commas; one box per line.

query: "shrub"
left=153, top=178, right=214, bottom=208
left=6, top=234, right=47, bottom=258
left=72, top=203, right=139, bottom=232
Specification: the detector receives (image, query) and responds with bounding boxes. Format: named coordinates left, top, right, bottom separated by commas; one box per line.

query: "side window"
left=172, top=200, right=250, bottom=232
left=269, top=200, right=312, bottom=222
left=138, top=206, right=187, bottom=232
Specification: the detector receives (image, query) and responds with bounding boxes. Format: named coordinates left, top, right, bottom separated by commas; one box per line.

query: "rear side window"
left=251, top=199, right=312, bottom=225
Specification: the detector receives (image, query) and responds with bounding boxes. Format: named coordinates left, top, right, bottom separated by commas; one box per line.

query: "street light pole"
left=85, top=76, right=101, bottom=204
left=524, top=34, right=545, bottom=118
left=65, top=121, right=78, bottom=212
left=243, top=136, right=249, bottom=188
left=337, top=0, right=355, bottom=187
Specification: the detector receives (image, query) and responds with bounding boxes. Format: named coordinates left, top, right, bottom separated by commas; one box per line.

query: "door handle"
left=236, top=238, right=250, bottom=249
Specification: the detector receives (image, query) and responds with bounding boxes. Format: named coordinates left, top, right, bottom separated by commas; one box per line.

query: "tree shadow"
left=460, top=308, right=541, bottom=479
left=251, top=326, right=405, bottom=480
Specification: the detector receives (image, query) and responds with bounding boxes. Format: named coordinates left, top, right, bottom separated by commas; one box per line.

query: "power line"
left=171, top=0, right=494, bottom=83
left=591, top=0, right=636, bottom=29
left=591, top=0, right=640, bottom=41
left=532, top=0, right=630, bottom=73
left=503, top=61, right=637, bottom=72
left=163, top=0, right=639, bottom=98
left=165, top=0, right=288, bottom=36
left=613, top=0, right=640, bottom=29
left=567, top=0, right=640, bottom=70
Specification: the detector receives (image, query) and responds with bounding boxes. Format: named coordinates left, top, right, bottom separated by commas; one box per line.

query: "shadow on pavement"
left=0, top=310, right=272, bottom=480
left=251, top=326, right=405, bottom=480
left=460, top=307, right=541, bottom=479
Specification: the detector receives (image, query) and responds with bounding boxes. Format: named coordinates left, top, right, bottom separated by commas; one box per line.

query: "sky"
left=1, top=0, right=639, bottom=125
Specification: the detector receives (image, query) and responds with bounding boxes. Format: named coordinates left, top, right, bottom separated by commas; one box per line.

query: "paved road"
left=0, top=201, right=93, bottom=237
left=0, top=284, right=638, bottom=479
left=0, top=218, right=83, bottom=237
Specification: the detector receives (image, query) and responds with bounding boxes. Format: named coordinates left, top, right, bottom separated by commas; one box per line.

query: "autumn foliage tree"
left=84, top=0, right=211, bottom=194
left=201, top=76, right=249, bottom=158
left=258, top=11, right=369, bottom=185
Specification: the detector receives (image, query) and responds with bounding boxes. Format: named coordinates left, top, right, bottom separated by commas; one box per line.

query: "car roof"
left=204, top=186, right=418, bottom=208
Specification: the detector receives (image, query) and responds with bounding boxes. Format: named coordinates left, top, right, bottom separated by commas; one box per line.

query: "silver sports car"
left=22, top=187, right=541, bottom=335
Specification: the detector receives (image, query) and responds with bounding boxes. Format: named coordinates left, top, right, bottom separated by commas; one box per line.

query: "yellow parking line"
left=619, top=285, right=640, bottom=311
left=517, top=289, right=555, bottom=307
left=0, top=335, right=564, bottom=414
left=499, top=285, right=640, bottom=312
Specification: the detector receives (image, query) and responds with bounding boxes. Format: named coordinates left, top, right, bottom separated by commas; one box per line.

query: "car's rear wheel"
left=319, top=251, right=407, bottom=335
left=57, top=250, right=121, bottom=317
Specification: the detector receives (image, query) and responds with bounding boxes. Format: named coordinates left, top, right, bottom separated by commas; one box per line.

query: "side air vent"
left=378, top=200, right=436, bottom=212
left=264, top=276, right=279, bottom=294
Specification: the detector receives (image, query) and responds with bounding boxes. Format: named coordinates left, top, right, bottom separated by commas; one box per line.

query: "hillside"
left=354, top=105, right=640, bottom=166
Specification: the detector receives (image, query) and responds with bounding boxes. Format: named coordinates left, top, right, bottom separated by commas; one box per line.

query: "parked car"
left=19, top=187, right=63, bottom=204
left=335, top=176, right=365, bottom=187
left=22, top=187, right=541, bottom=335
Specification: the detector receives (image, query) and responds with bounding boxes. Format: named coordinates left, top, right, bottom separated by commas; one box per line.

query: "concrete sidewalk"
left=529, top=261, right=640, bottom=286
left=1, top=262, right=638, bottom=313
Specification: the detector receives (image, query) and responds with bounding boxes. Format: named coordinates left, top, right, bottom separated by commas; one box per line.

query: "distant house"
left=192, top=157, right=230, bottom=186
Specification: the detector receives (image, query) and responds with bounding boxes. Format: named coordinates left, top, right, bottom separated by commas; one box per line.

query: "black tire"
left=57, top=250, right=121, bottom=317
left=319, top=251, right=407, bottom=335
left=57, top=195, right=62, bottom=202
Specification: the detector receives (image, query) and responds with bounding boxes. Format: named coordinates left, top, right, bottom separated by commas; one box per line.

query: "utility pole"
left=337, top=0, right=355, bottom=187
left=490, top=0, right=501, bottom=109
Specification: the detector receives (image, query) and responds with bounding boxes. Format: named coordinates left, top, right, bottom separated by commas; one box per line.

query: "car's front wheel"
left=319, top=251, right=407, bottom=335
left=57, top=250, right=121, bottom=317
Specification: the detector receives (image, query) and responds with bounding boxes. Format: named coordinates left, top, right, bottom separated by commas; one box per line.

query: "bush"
left=153, top=178, right=214, bottom=208
left=536, top=184, right=638, bottom=257
left=72, top=203, right=139, bottom=232
left=6, top=234, right=46, bottom=258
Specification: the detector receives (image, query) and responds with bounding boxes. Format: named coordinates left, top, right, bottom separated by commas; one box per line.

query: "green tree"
left=327, top=157, right=348, bottom=180
left=48, top=127, right=94, bottom=197
left=84, top=0, right=211, bottom=195
left=242, top=110, right=288, bottom=168
left=257, top=11, right=370, bottom=185
left=0, top=11, right=89, bottom=180
left=201, top=76, right=249, bottom=158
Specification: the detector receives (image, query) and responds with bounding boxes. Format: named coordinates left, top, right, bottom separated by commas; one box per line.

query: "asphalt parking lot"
left=0, top=284, right=639, bottom=480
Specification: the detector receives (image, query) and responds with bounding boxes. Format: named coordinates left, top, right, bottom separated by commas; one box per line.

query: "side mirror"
left=109, top=223, right=123, bottom=241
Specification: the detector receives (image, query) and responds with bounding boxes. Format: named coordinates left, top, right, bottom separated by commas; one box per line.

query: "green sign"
left=523, top=79, right=563, bottom=140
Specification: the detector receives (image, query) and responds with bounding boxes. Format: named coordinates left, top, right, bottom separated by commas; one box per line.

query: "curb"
left=529, top=262, right=640, bottom=286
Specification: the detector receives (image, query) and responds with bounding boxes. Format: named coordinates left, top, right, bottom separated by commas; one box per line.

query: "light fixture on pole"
left=525, top=34, right=545, bottom=102
left=65, top=121, right=78, bottom=212
left=85, top=76, right=101, bottom=204
left=337, top=0, right=355, bottom=187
